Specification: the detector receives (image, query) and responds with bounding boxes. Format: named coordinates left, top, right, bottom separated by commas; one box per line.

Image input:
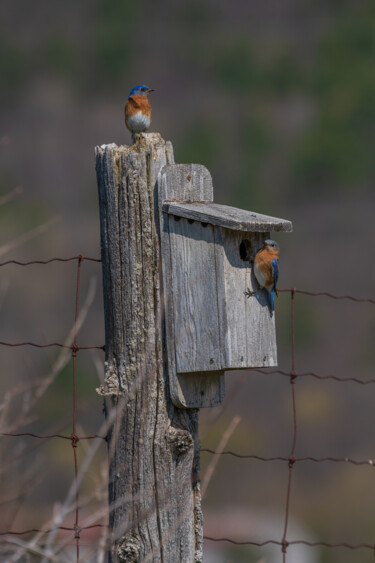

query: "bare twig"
left=201, top=416, right=241, bottom=499
left=5, top=277, right=98, bottom=563
left=2, top=536, right=61, bottom=561
left=0, top=216, right=61, bottom=258
left=0, top=185, right=23, bottom=207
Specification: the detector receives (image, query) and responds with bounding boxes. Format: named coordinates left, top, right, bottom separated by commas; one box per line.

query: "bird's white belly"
left=254, top=263, right=266, bottom=288
left=127, top=112, right=150, bottom=133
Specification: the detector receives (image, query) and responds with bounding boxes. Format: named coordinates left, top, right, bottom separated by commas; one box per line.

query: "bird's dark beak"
left=147, top=88, right=155, bottom=93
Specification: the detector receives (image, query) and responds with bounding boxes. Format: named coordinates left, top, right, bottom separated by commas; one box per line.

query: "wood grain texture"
left=158, top=164, right=225, bottom=408
left=158, top=163, right=288, bottom=406
left=165, top=221, right=277, bottom=375
left=96, top=134, right=203, bottom=562
left=169, top=218, right=221, bottom=373
left=214, top=229, right=278, bottom=368
left=161, top=163, right=213, bottom=203
left=163, top=202, right=293, bottom=232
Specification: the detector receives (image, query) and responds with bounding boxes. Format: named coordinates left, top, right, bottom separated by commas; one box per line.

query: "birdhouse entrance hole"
left=159, top=163, right=292, bottom=408
left=239, top=239, right=252, bottom=261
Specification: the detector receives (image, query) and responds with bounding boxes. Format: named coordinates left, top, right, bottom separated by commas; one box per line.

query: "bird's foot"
left=245, top=288, right=256, bottom=298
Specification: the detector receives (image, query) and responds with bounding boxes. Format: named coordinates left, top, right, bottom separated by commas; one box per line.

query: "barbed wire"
left=1, top=259, right=375, bottom=560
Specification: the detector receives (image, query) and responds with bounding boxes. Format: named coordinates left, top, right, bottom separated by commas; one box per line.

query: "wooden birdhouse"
left=158, top=163, right=292, bottom=408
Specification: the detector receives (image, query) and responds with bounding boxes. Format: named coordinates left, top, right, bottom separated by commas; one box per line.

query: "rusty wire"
left=204, top=536, right=375, bottom=551
left=203, top=287, right=375, bottom=559
left=0, top=255, right=106, bottom=561
left=0, top=255, right=101, bottom=267
left=1, top=262, right=375, bottom=560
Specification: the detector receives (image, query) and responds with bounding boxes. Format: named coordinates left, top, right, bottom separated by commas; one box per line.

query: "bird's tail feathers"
left=269, top=288, right=275, bottom=311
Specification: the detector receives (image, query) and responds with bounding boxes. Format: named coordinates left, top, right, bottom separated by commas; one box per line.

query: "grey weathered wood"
left=158, top=164, right=225, bottom=408
left=96, top=134, right=203, bottom=562
left=165, top=221, right=277, bottom=375
left=160, top=163, right=213, bottom=203
left=159, top=165, right=283, bottom=405
left=163, top=202, right=293, bottom=232
left=169, top=219, right=220, bottom=373
left=214, top=229, right=278, bottom=368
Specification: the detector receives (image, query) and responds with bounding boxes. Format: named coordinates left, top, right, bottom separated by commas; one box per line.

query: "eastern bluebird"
left=246, top=239, right=280, bottom=314
left=124, top=84, right=154, bottom=141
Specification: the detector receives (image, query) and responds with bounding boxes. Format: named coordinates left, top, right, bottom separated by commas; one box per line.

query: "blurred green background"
left=1, top=1, right=375, bottom=561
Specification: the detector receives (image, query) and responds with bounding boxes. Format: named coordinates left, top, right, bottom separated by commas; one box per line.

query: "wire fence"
left=0, top=255, right=107, bottom=561
left=0, top=257, right=374, bottom=561
left=203, top=288, right=375, bottom=562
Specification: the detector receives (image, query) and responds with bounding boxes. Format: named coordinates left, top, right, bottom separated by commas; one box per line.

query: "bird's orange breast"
left=125, top=95, right=151, bottom=120
left=255, top=251, right=273, bottom=275
left=254, top=248, right=279, bottom=287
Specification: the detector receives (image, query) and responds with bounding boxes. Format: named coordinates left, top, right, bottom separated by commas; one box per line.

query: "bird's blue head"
left=263, top=239, right=280, bottom=252
left=128, top=84, right=155, bottom=98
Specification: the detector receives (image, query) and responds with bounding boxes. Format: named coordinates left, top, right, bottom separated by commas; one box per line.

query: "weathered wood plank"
left=160, top=163, right=214, bottom=202
left=163, top=202, right=293, bottom=232
left=96, top=134, right=203, bottom=562
left=214, top=228, right=252, bottom=369
left=176, top=370, right=225, bottom=405
left=214, top=229, right=278, bottom=369
left=169, top=218, right=221, bottom=373
left=244, top=232, right=278, bottom=367
left=158, top=164, right=225, bottom=408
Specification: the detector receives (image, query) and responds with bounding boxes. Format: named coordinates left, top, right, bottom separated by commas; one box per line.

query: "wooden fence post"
left=95, top=133, right=203, bottom=562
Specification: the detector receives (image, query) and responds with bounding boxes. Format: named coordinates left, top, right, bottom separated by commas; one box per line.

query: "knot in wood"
left=117, top=531, right=141, bottom=562
left=167, top=428, right=193, bottom=456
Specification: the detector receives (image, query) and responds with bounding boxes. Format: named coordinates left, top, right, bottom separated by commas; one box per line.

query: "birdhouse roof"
left=163, top=202, right=292, bottom=232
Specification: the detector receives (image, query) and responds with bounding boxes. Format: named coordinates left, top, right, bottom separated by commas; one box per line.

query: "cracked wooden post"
left=95, top=133, right=203, bottom=562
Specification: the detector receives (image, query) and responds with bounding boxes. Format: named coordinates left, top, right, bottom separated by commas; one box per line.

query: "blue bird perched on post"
left=125, top=84, right=155, bottom=142
left=246, top=239, right=280, bottom=315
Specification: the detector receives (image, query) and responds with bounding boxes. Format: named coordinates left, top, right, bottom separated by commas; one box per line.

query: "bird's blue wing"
left=269, top=288, right=275, bottom=311
left=272, top=259, right=279, bottom=296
